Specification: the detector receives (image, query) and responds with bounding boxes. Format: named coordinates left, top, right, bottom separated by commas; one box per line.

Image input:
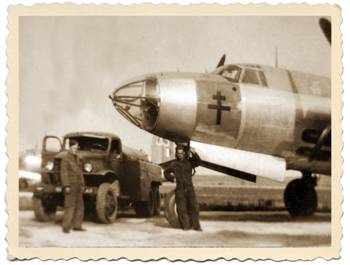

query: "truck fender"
left=111, top=180, right=120, bottom=197
left=95, top=170, right=118, bottom=179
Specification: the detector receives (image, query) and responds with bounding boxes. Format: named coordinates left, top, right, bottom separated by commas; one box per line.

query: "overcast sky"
left=19, top=16, right=330, bottom=154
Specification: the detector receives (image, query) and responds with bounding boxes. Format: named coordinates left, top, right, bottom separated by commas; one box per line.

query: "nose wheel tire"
left=164, top=189, right=180, bottom=228
left=96, top=183, right=118, bottom=224
left=284, top=178, right=318, bottom=217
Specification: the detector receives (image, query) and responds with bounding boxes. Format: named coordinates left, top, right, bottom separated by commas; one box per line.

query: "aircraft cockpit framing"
left=110, top=78, right=160, bottom=131
left=215, top=64, right=268, bottom=87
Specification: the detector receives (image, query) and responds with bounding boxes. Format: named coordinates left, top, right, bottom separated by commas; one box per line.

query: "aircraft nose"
left=110, top=77, right=160, bottom=131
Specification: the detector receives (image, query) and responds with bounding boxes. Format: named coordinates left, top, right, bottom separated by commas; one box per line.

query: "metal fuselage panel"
left=152, top=78, right=198, bottom=140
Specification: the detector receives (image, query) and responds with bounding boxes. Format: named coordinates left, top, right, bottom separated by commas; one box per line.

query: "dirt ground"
left=19, top=210, right=331, bottom=248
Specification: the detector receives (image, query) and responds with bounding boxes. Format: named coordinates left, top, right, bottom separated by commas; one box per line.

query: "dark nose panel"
left=111, top=78, right=160, bottom=131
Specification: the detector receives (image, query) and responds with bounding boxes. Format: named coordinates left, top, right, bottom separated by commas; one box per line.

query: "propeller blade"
left=216, top=54, right=226, bottom=68
left=319, top=18, right=331, bottom=45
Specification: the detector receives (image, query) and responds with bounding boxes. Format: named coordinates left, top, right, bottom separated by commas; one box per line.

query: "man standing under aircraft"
left=60, top=139, right=86, bottom=233
left=164, top=145, right=202, bottom=231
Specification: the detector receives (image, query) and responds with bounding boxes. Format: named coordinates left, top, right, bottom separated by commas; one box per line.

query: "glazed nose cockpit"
left=110, top=78, right=160, bottom=131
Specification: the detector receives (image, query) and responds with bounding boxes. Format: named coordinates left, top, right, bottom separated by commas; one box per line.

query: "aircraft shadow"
left=149, top=211, right=331, bottom=229
left=195, top=211, right=331, bottom=223
left=49, top=210, right=330, bottom=226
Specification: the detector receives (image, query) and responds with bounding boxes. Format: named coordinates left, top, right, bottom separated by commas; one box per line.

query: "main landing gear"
left=284, top=172, right=318, bottom=217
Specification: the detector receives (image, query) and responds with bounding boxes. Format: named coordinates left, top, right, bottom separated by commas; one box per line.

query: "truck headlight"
left=35, top=186, right=44, bottom=191
left=45, top=161, right=54, bottom=171
left=84, top=163, right=92, bottom=172
left=84, top=187, right=94, bottom=194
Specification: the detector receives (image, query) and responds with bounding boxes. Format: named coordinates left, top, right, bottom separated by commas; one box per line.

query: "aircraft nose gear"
left=284, top=172, right=318, bottom=217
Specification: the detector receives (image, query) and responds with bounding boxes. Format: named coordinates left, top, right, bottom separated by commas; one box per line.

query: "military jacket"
left=60, top=151, right=85, bottom=187
left=165, top=159, right=194, bottom=190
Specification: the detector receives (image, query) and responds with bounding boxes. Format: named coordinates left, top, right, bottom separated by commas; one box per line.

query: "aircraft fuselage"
left=111, top=63, right=331, bottom=175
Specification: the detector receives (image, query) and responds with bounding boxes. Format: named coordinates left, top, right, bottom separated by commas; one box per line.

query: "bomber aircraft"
left=109, top=18, right=332, bottom=217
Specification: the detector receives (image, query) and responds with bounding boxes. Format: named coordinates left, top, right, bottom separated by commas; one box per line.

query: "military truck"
left=33, top=131, right=163, bottom=223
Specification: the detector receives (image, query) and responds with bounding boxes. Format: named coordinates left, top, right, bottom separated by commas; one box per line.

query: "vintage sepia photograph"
left=6, top=4, right=342, bottom=261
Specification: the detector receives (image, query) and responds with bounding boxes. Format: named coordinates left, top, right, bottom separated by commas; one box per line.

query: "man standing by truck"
left=60, top=139, right=86, bottom=233
left=164, top=145, right=202, bottom=231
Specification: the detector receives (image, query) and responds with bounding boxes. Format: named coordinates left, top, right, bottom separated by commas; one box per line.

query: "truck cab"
left=34, top=131, right=163, bottom=224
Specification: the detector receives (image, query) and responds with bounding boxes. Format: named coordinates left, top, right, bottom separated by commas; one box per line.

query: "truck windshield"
left=65, top=137, right=109, bottom=152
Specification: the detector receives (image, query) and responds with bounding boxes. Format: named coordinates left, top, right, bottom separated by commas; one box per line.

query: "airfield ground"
left=18, top=174, right=331, bottom=247
left=19, top=210, right=331, bottom=248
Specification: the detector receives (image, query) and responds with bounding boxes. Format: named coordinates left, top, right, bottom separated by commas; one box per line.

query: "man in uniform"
left=60, top=139, right=86, bottom=233
left=164, top=144, right=202, bottom=231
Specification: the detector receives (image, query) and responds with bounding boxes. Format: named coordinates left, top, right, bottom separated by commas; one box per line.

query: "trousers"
left=62, top=183, right=84, bottom=232
left=175, top=187, right=200, bottom=230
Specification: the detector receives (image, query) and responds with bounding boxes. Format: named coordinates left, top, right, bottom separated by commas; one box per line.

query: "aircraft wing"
left=159, top=156, right=257, bottom=183
left=190, top=141, right=287, bottom=182
left=159, top=141, right=287, bottom=183
left=19, top=170, right=41, bottom=182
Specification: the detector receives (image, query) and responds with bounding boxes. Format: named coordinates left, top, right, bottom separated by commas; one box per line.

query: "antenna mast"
left=275, top=48, right=279, bottom=68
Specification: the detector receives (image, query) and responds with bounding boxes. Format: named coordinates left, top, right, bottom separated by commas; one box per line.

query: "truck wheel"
left=152, top=185, right=161, bottom=216
left=164, top=189, right=180, bottom=228
left=96, top=183, right=118, bottom=224
left=32, top=196, right=57, bottom=222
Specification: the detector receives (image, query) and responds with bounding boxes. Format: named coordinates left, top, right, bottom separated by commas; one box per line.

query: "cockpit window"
left=258, top=71, right=268, bottom=87
left=242, top=69, right=259, bottom=85
left=217, top=65, right=267, bottom=86
left=218, top=65, right=242, bottom=83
